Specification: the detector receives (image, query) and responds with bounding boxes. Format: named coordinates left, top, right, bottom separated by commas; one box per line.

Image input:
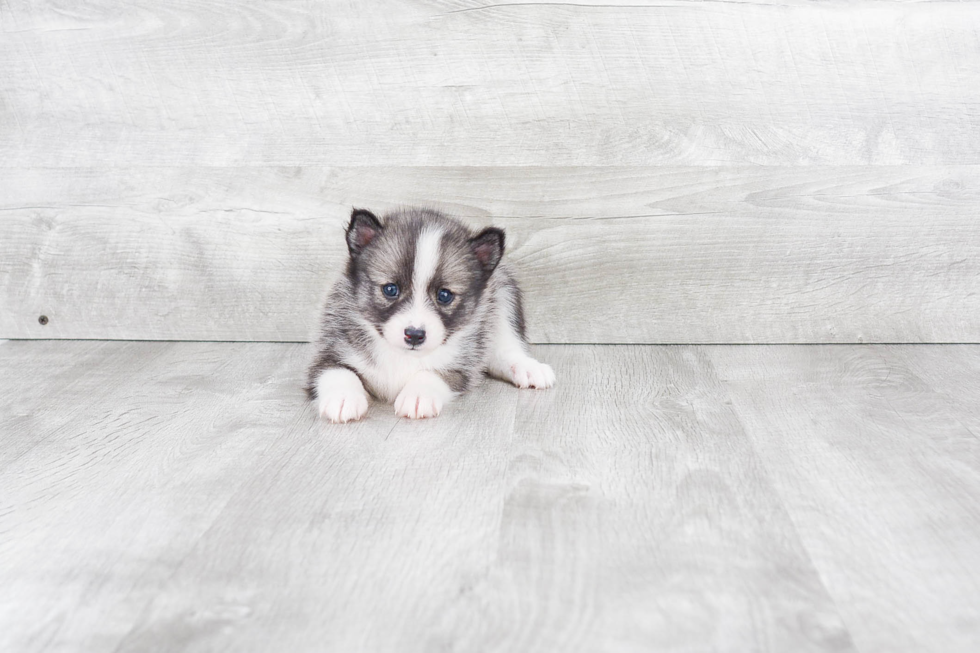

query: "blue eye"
left=437, top=289, right=454, bottom=305
left=382, top=283, right=399, bottom=298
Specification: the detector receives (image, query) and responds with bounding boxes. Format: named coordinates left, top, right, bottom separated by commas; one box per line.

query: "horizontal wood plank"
left=2, top=1, right=980, bottom=166
left=2, top=166, right=979, bottom=343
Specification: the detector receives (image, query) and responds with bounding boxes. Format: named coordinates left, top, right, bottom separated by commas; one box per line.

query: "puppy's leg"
left=488, top=341, right=556, bottom=390
left=313, top=368, right=370, bottom=423
left=394, top=370, right=456, bottom=419
left=486, top=287, right=555, bottom=390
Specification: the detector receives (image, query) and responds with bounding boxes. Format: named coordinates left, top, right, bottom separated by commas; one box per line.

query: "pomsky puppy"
left=307, top=207, right=555, bottom=422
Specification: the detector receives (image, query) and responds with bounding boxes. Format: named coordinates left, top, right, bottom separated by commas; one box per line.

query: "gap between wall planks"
left=2, top=166, right=979, bottom=343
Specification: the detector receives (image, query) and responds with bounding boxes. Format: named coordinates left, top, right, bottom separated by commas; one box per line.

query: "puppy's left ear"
left=469, top=227, right=505, bottom=276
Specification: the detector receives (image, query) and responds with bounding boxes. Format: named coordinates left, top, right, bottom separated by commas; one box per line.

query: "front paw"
left=509, top=358, right=555, bottom=389
left=314, top=368, right=369, bottom=423
left=394, top=387, right=444, bottom=419
left=319, top=390, right=369, bottom=423
left=394, top=371, right=452, bottom=419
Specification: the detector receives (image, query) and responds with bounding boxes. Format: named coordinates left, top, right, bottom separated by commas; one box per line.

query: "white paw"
left=394, top=371, right=453, bottom=419
left=319, top=391, right=369, bottom=423
left=315, top=368, right=370, bottom=423
left=509, top=358, right=555, bottom=389
left=394, top=390, right=443, bottom=419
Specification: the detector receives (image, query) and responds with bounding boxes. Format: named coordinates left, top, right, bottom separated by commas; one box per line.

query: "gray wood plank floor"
left=2, top=341, right=979, bottom=652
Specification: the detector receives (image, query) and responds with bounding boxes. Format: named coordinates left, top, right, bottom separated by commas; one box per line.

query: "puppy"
left=307, top=207, right=555, bottom=422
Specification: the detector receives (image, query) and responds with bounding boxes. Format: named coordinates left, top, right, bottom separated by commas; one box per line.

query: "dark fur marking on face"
left=428, top=232, right=485, bottom=338
left=350, top=222, right=419, bottom=332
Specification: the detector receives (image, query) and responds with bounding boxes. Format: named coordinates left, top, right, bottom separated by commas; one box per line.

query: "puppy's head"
left=344, top=208, right=504, bottom=353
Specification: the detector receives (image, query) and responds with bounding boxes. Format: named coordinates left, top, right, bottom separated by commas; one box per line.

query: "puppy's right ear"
left=469, top=227, right=505, bottom=277
left=346, top=208, right=383, bottom=257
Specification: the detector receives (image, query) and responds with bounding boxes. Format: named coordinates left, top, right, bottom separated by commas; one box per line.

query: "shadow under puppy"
left=307, top=207, right=555, bottom=422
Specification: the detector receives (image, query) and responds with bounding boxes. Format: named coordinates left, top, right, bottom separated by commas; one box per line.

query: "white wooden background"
left=3, top=0, right=979, bottom=342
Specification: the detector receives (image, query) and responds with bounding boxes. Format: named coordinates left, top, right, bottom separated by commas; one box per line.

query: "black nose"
left=404, top=327, right=426, bottom=347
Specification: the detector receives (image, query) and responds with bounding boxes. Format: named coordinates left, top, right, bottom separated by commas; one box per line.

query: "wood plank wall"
left=2, top=1, right=979, bottom=343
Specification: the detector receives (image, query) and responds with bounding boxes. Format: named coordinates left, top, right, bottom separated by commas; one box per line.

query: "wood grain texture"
left=0, top=340, right=174, bottom=472
left=3, top=166, right=979, bottom=343
left=1, top=341, right=861, bottom=652
left=112, top=350, right=522, bottom=653
left=892, top=345, right=980, bottom=437
left=709, top=345, right=980, bottom=653
left=0, top=341, right=312, bottom=652
left=433, top=345, right=853, bottom=652
left=2, top=0, right=980, bottom=166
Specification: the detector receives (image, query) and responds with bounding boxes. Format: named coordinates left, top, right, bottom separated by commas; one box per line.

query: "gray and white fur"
left=307, top=207, right=555, bottom=422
